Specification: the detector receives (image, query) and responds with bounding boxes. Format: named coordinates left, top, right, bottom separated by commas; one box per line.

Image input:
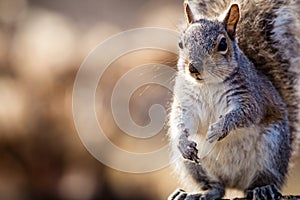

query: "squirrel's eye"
left=217, top=37, right=228, bottom=53
left=178, top=40, right=184, bottom=49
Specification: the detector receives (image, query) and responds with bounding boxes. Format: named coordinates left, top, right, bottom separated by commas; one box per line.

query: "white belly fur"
left=191, top=82, right=262, bottom=190
left=191, top=125, right=262, bottom=189
left=171, top=78, right=264, bottom=190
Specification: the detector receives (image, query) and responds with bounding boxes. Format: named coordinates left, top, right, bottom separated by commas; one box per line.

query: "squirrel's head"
left=178, top=2, right=240, bottom=83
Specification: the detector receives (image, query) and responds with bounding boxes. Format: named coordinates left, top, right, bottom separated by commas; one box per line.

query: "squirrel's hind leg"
left=168, top=185, right=224, bottom=200
left=168, top=189, right=187, bottom=200
left=245, top=184, right=282, bottom=200
left=174, top=161, right=225, bottom=200
left=168, top=189, right=203, bottom=200
left=200, top=182, right=225, bottom=200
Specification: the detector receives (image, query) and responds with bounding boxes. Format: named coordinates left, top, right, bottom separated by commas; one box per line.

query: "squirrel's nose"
left=189, top=63, right=199, bottom=74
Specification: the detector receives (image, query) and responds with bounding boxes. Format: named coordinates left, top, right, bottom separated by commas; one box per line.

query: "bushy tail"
left=188, top=0, right=300, bottom=157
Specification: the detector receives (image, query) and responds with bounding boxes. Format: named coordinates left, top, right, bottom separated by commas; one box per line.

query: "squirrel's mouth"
left=190, top=73, right=204, bottom=82
left=186, top=63, right=204, bottom=81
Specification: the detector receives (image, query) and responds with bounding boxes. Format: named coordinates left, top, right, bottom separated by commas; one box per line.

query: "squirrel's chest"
left=196, top=84, right=232, bottom=133
left=191, top=85, right=261, bottom=188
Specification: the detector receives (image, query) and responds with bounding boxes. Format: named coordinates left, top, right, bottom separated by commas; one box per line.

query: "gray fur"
left=186, top=0, right=300, bottom=158
left=168, top=1, right=300, bottom=199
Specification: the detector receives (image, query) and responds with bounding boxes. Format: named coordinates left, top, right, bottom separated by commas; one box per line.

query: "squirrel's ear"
left=184, top=1, right=195, bottom=25
left=223, top=4, right=240, bottom=40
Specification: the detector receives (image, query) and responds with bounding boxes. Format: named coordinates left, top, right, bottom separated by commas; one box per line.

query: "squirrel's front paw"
left=206, top=118, right=228, bottom=143
left=178, top=132, right=199, bottom=163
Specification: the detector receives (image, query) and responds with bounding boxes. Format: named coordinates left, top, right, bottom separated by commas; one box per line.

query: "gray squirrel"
left=168, top=0, right=300, bottom=199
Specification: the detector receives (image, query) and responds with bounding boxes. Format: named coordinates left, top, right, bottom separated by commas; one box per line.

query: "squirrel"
left=168, top=0, right=300, bottom=199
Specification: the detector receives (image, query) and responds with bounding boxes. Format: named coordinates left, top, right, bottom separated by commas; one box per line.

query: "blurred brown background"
left=0, top=0, right=299, bottom=199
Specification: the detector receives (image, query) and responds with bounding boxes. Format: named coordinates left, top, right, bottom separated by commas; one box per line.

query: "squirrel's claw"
left=178, top=133, right=199, bottom=163
left=168, top=189, right=204, bottom=200
left=168, top=189, right=187, bottom=200
left=206, top=129, right=221, bottom=143
left=246, top=185, right=282, bottom=200
left=206, top=119, right=228, bottom=143
left=178, top=140, right=199, bottom=163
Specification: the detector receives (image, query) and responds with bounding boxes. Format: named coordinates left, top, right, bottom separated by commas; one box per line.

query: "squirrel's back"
left=187, top=0, right=300, bottom=157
